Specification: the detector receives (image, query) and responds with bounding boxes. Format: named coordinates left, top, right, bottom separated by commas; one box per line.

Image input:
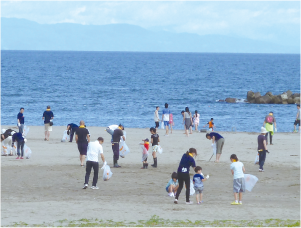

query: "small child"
left=193, top=166, right=209, bottom=204
left=230, top=154, right=245, bottom=205
left=150, top=127, right=160, bottom=168
left=166, top=172, right=179, bottom=197
left=203, top=118, right=215, bottom=131
left=139, top=138, right=149, bottom=169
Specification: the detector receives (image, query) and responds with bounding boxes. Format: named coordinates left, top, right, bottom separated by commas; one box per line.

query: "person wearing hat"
left=139, top=138, right=149, bottom=169
left=258, top=127, right=269, bottom=172
left=112, top=124, right=125, bottom=168
left=263, top=111, right=277, bottom=145
left=293, top=104, right=300, bottom=133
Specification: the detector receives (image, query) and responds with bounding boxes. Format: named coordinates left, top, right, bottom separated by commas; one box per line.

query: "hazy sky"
left=1, top=1, right=300, bottom=46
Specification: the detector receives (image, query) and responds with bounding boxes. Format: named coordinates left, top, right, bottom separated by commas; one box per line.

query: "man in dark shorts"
left=17, top=108, right=25, bottom=134
left=75, top=120, right=90, bottom=167
left=293, top=104, right=300, bottom=133
left=67, top=123, right=79, bottom=142
left=112, top=124, right=125, bottom=168
left=206, top=132, right=225, bottom=163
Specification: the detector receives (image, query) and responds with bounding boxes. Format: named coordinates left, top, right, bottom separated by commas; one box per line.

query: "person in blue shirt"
left=42, top=106, right=54, bottom=141
left=206, top=132, right=225, bottom=163
left=174, top=148, right=197, bottom=205
left=166, top=172, right=179, bottom=197
left=11, top=132, right=25, bottom=159
left=67, top=123, right=79, bottom=142
left=17, top=108, right=25, bottom=134
left=193, top=166, right=209, bottom=205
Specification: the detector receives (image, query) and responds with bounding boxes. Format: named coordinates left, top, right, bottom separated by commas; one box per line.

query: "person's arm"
left=75, top=134, right=78, bottom=143
left=231, top=170, right=234, bottom=175
left=297, top=111, right=300, bottom=120
left=263, top=139, right=267, bottom=151
left=202, top=176, right=208, bottom=182
left=242, top=166, right=245, bottom=173
left=263, top=119, right=266, bottom=127
left=203, top=123, right=209, bottom=127
left=51, top=113, right=54, bottom=120
left=151, top=138, right=153, bottom=144
left=122, top=136, right=125, bottom=141
left=211, top=136, right=215, bottom=143
left=100, top=153, right=105, bottom=163
left=158, top=137, right=160, bottom=143
left=87, top=134, right=90, bottom=143
left=274, top=119, right=276, bottom=129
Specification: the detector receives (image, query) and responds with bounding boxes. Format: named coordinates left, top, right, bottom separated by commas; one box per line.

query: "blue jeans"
left=17, top=140, right=25, bottom=157
left=259, top=150, right=266, bottom=170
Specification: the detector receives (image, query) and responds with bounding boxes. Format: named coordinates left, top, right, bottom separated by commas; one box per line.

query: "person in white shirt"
left=83, top=137, right=106, bottom=190
left=230, top=154, right=245, bottom=205
left=154, top=106, right=160, bottom=129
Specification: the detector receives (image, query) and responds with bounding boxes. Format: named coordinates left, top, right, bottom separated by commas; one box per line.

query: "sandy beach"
left=1, top=125, right=300, bottom=226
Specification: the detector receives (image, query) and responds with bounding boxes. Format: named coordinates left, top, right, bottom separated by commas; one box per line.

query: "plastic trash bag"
left=119, top=139, right=130, bottom=158
left=185, top=179, right=195, bottom=195
left=24, top=144, right=32, bottom=159
left=161, top=122, right=164, bottom=129
left=212, top=142, right=216, bottom=155
left=254, top=154, right=259, bottom=164
left=23, top=125, right=29, bottom=137
left=157, top=145, right=163, bottom=154
left=61, top=130, right=70, bottom=142
left=106, top=125, right=119, bottom=135
left=102, top=165, right=113, bottom=181
left=1, top=144, right=10, bottom=155
left=244, top=174, right=258, bottom=192
left=140, top=145, right=148, bottom=162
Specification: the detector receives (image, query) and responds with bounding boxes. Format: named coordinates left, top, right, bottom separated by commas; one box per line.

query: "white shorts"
left=44, top=123, right=52, bottom=132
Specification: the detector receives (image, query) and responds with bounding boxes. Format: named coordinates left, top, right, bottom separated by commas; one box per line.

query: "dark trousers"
left=69, top=128, right=75, bottom=142
left=265, top=132, right=272, bottom=144
left=85, top=161, right=99, bottom=186
left=17, top=140, right=25, bottom=157
left=259, top=150, right=266, bottom=170
left=112, top=143, right=119, bottom=161
left=175, top=172, right=190, bottom=202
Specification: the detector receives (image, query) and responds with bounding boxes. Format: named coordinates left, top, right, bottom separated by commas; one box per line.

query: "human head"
left=165, top=103, right=168, bottom=108
left=47, top=105, right=50, bottom=109
left=195, top=110, right=198, bottom=114
left=171, top=172, right=178, bottom=180
left=118, top=124, right=124, bottom=130
left=194, top=166, right=202, bottom=173
left=297, top=104, right=300, bottom=109
left=269, top=111, right=273, bottom=115
left=230, top=154, right=238, bottom=162
left=186, top=148, right=197, bottom=156
left=20, top=108, right=24, bottom=113
left=206, top=133, right=211, bottom=140
left=185, top=107, right=189, bottom=112
left=211, top=118, right=214, bottom=121
left=156, top=106, right=159, bottom=110
left=150, top=127, right=156, bottom=134
left=143, top=138, right=149, bottom=142
left=97, top=137, right=104, bottom=144
left=79, top=120, right=85, bottom=126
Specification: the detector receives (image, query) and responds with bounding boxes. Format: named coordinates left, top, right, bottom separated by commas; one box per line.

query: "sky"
left=1, top=1, right=300, bottom=47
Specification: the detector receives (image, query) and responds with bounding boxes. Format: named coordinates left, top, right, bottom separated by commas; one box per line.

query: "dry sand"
left=1, top=125, right=300, bottom=226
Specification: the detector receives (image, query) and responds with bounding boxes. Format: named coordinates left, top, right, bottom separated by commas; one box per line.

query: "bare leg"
left=170, top=124, right=173, bottom=134
left=189, top=126, right=193, bottom=134
left=44, top=131, right=47, bottom=140
left=152, top=151, right=156, bottom=159
left=234, top=192, right=238, bottom=201
left=47, top=131, right=50, bottom=140
left=239, top=192, right=242, bottom=202
left=196, top=193, right=199, bottom=203
left=166, top=125, right=169, bottom=135
left=216, top=154, right=221, bottom=162
left=200, top=193, right=203, bottom=202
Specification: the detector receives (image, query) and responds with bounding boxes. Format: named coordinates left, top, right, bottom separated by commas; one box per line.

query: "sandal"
left=8, top=154, right=13, bottom=156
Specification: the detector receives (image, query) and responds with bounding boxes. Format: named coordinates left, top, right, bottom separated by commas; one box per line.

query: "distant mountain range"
left=1, top=17, right=299, bottom=54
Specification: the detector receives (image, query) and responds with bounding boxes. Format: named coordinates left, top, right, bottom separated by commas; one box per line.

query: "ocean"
left=1, top=50, right=300, bottom=132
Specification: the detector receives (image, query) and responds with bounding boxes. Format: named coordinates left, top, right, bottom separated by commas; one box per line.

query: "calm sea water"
left=1, top=51, right=300, bottom=132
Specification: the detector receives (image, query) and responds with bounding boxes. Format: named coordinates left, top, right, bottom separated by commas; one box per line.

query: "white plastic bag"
left=141, top=145, right=148, bottom=161
left=185, top=179, right=195, bottom=195
left=102, top=165, right=113, bottom=181
left=24, top=144, right=32, bottom=159
left=1, top=144, right=10, bottom=155
left=119, top=140, right=130, bottom=158
left=254, top=154, right=259, bottom=164
left=61, top=130, right=70, bottom=142
left=23, top=125, right=29, bottom=137
left=106, top=125, right=119, bottom=135
left=157, top=145, right=163, bottom=154
left=212, top=142, right=216, bottom=155
left=161, top=122, right=164, bottom=129
left=244, top=174, right=258, bottom=192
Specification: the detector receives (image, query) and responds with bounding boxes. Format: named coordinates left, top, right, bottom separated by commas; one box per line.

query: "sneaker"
left=293, top=130, right=297, bottom=133
left=20, top=157, right=24, bottom=159
left=82, top=184, right=88, bottom=189
left=174, top=199, right=178, bottom=204
left=231, top=201, right=239, bottom=205
left=186, top=201, right=193, bottom=205
left=259, top=169, right=262, bottom=172
left=91, top=186, right=99, bottom=190
left=261, top=169, right=264, bottom=172
left=239, top=201, right=242, bottom=205
left=168, top=192, right=174, bottom=197
left=16, top=157, right=20, bottom=159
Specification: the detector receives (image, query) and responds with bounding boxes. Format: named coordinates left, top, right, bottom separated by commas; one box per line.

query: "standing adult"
left=17, top=108, right=25, bottom=134
left=263, top=111, right=277, bottom=145
left=83, top=137, right=106, bottom=189
left=112, top=124, right=125, bottom=168
left=67, top=123, right=79, bottom=142
left=258, top=127, right=269, bottom=172
left=75, top=120, right=90, bottom=167
left=293, top=104, right=300, bottom=133
left=174, top=148, right=197, bottom=205
left=183, top=107, right=193, bottom=136
left=206, top=132, right=225, bottom=163
left=42, top=105, right=54, bottom=141
left=162, top=103, right=171, bottom=136
left=193, top=110, right=200, bottom=131
left=154, top=106, right=160, bottom=129
left=11, top=132, right=25, bottom=159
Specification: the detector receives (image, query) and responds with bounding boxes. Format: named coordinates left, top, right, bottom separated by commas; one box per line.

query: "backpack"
left=266, top=116, right=273, bottom=124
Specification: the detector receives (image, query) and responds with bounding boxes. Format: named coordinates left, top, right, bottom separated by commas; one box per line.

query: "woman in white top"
left=193, top=110, right=200, bottom=131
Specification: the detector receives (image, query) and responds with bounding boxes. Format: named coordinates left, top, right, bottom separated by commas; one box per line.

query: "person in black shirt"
left=12, top=132, right=25, bottom=159
left=150, top=127, right=160, bottom=168
left=75, top=120, right=90, bottom=167
left=42, top=106, right=54, bottom=141
left=112, top=124, right=125, bottom=168
left=67, top=123, right=79, bottom=142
